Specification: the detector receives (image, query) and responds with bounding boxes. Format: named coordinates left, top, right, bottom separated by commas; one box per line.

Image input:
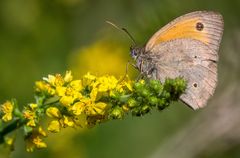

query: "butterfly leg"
left=118, top=61, right=137, bottom=83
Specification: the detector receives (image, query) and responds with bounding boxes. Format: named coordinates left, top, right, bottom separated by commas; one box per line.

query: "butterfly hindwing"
left=148, top=38, right=218, bottom=109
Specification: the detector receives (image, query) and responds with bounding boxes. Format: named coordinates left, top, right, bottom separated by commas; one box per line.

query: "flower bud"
left=110, top=107, right=124, bottom=119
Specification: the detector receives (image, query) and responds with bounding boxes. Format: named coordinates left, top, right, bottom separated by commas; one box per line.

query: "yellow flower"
left=5, top=137, right=14, bottom=146
left=27, top=119, right=36, bottom=127
left=57, top=86, right=82, bottom=107
left=90, top=87, right=98, bottom=101
left=26, top=140, right=35, bottom=152
left=123, top=76, right=133, bottom=91
left=93, top=102, right=108, bottom=115
left=38, top=126, right=47, bottom=137
left=64, top=71, right=73, bottom=83
left=96, top=75, right=118, bottom=92
left=80, top=97, right=92, bottom=105
left=108, top=76, right=119, bottom=89
left=32, top=136, right=47, bottom=149
left=46, top=107, right=61, bottom=118
left=35, top=81, right=55, bottom=95
left=71, top=102, right=85, bottom=115
left=62, top=115, right=74, bottom=127
left=56, top=86, right=67, bottom=96
left=70, top=80, right=83, bottom=91
left=0, top=101, right=14, bottom=122
left=23, top=110, right=36, bottom=127
left=67, top=87, right=83, bottom=99
left=46, top=75, right=56, bottom=85
left=45, top=74, right=64, bottom=87
left=83, top=72, right=96, bottom=86
left=73, top=114, right=88, bottom=127
left=85, top=102, right=108, bottom=116
left=25, top=127, right=47, bottom=152
left=114, top=85, right=123, bottom=94
left=122, top=104, right=129, bottom=112
left=84, top=72, right=96, bottom=81
left=59, top=96, right=75, bottom=107
left=48, top=120, right=61, bottom=133
left=29, top=103, right=38, bottom=110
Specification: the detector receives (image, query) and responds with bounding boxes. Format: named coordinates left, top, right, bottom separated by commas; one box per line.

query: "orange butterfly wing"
left=145, top=11, right=224, bottom=52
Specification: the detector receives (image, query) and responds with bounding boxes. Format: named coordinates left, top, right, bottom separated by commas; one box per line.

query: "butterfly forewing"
left=145, top=11, right=224, bottom=53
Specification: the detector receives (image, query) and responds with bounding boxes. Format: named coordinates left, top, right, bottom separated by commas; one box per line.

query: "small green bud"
left=111, top=92, right=120, bottom=100
left=128, top=98, right=138, bottom=108
left=110, top=107, right=124, bottom=119
left=149, top=80, right=163, bottom=92
left=157, top=105, right=165, bottom=111
left=158, top=99, right=170, bottom=110
left=161, top=91, right=170, bottom=99
left=148, top=97, right=158, bottom=106
left=140, top=89, right=150, bottom=97
left=136, top=96, right=143, bottom=103
left=141, top=105, right=150, bottom=115
left=133, top=82, right=144, bottom=90
left=131, top=108, right=142, bottom=117
left=158, top=99, right=166, bottom=107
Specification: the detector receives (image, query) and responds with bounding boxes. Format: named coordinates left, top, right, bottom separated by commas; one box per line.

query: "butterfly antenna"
left=106, top=21, right=137, bottom=45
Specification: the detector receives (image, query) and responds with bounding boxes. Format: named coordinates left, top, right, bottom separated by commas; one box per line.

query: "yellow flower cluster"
left=35, top=71, right=132, bottom=133
left=25, top=127, right=47, bottom=152
left=0, top=70, right=186, bottom=152
left=23, top=103, right=38, bottom=127
left=0, top=101, right=14, bottom=122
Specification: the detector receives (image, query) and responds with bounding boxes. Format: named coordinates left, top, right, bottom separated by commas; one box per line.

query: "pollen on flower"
left=0, top=100, right=14, bottom=122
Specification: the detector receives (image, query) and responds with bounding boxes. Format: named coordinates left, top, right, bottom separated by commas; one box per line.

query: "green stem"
left=0, top=96, right=60, bottom=144
left=0, top=118, right=26, bottom=144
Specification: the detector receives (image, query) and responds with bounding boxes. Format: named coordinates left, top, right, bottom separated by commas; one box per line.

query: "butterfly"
left=130, top=11, right=224, bottom=110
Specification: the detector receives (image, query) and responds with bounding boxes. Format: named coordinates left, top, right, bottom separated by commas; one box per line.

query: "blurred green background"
left=0, top=0, right=240, bottom=158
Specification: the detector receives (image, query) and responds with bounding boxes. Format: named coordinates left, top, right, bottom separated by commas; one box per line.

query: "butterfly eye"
left=131, top=49, right=138, bottom=58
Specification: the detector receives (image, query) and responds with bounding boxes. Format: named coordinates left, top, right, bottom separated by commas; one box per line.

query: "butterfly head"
left=130, top=46, right=144, bottom=60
